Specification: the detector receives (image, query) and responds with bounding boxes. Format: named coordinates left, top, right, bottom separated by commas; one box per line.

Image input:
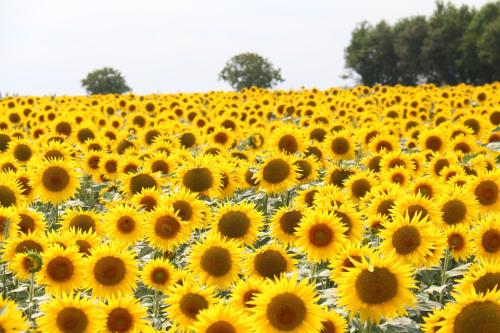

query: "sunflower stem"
left=364, top=320, right=373, bottom=333
left=438, top=249, right=450, bottom=304
left=2, top=217, right=10, bottom=298
left=27, top=272, right=36, bottom=324
left=152, top=288, right=161, bottom=329
left=262, top=193, right=268, bottom=217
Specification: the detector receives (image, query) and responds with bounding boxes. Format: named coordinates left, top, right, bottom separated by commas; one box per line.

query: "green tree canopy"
left=81, top=67, right=131, bottom=95
left=219, top=52, right=284, bottom=91
left=344, top=1, right=500, bottom=86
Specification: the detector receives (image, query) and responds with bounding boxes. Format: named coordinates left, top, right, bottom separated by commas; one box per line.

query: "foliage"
left=219, top=52, right=284, bottom=91
left=345, top=1, right=500, bottom=85
left=81, top=67, right=131, bottom=95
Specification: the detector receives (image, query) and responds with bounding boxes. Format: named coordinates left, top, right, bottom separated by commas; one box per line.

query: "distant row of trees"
left=345, top=1, right=500, bottom=86
left=81, top=53, right=283, bottom=94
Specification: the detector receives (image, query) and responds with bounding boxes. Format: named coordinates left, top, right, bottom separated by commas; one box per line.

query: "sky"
left=0, top=0, right=494, bottom=96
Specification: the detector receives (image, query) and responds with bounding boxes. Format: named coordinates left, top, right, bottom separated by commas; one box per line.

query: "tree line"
left=345, top=1, right=500, bottom=86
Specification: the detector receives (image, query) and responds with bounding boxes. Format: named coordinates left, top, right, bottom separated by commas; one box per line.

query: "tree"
left=393, top=16, right=429, bottom=85
left=345, top=21, right=399, bottom=86
left=81, top=67, right=131, bottom=95
left=219, top=53, right=284, bottom=91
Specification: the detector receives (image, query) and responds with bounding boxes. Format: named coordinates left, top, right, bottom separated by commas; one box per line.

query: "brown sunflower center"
left=262, top=159, right=291, bottom=184
left=473, top=273, right=500, bottom=295
left=351, top=179, right=371, bottom=199
left=448, top=233, right=465, bottom=251
left=129, top=174, right=157, bottom=195
left=218, top=211, right=250, bottom=239
left=294, top=160, right=312, bottom=181
left=182, top=168, right=214, bottom=193
left=214, top=132, right=229, bottom=145
left=93, top=257, right=126, bottom=286
left=179, top=293, right=209, bottom=319
left=104, top=160, right=117, bottom=173
left=309, top=224, right=333, bottom=247
left=14, top=144, right=32, bottom=161
left=377, top=199, right=395, bottom=218
left=75, top=240, right=92, bottom=256
left=278, top=135, right=299, bottom=154
left=207, top=321, right=236, bottom=333
left=355, top=267, right=398, bottom=304
left=375, top=140, right=393, bottom=152
left=116, top=216, right=136, bottom=234
left=329, top=169, right=354, bottom=188
left=474, top=180, right=498, bottom=206
left=320, top=320, right=337, bottom=333
left=107, top=308, right=133, bottom=333
left=56, top=122, right=72, bottom=136
left=482, top=229, right=500, bottom=253
left=304, top=189, right=318, bottom=207
left=151, top=267, right=169, bottom=284
left=151, top=160, right=169, bottom=175
left=47, top=256, right=74, bottom=282
left=17, top=176, right=32, bottom=196
left=155, top=216, right=181, bottom=239
left=368, top=156, right=382, bottom=172
left=392, top=225, right=421, bottom=254
left=42, top=166, right=70, bottom=192
left=70, top=215, right=96, bottom=233
left=243, top=289, right=260, bottom=308
left=415, top=184, right=433, bottom=198
left=0, top=185, right=16, bottom=207
left=453, top=301, right=500, bottom=333
left=180, top=133, right=196, bottom=148
left=331, top=137, right=350, bottom=155
left=425, top=136, right=442, bottom=151
left=200, top=246, right=232, bottom=277
left=279, top=210, right=303, bottom=235
left=341, top=255, right=362, bottom=272
left=441, top=199, right=467, bottom=225
left=19, top=213, right=35, bottom=234
left=310, top=128, right=326, bottom=142
left=56, top=307, right=88, bottom=333
left=267, top=293, right=306, bottom=331
left=15, top=240, right=43, bottom=253
left=391, top=173, right=404, bottom=184
left=172, top=200, right=193, bottom=221
left=406, top=204, right=428, bottom=220
left=254, top=250, right=288, bottom=279
left=139, top=195, right=157, bottom=212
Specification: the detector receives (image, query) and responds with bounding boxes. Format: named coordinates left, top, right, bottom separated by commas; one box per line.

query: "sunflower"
left=164, top=188, right=206, bottom=229
left=269, top=124, right=306, bottom=155
left=120, top=171, right=162, bottom=197
left=230, top=276, right=267, bottom=312
left=141, top=258, right=178, bottom=293
left=324, top=166, right=357, bottom=188
left=428, top=152, right=458, bottom=177
left=379, top=212, right=443, bottom=267
left=208, top=126, right=236, bottom=149
left=419, top=127, right=449, bottom=153
left=164, top=279, right=217, bottom=332
left=379, top=151, right=414, bottom=173
left=467, top=170, right=500, bottom=213
left=101, top=295, right=148, bottom=333
left=391, top=193, right=441, bottom=224
left=131, top=187, right=162, bottom=212
left=30, top=158, right=80, bottom=204
left=0, top=296, right=30, bottom=332
left=2, top=231, right=47, bottom=263
left=60, top=208, right=101, bottom=235
left=98, top=153, right=120, bottom=180
left=368, top=133, right=400, bottom=154
left=7, top=138, right=33, bottom=164
left=175, top=155, right=222, bottom=198
left=103, top=203, right=144, bottom=246
left=366, top=187, right=401, bottom=221
left=455, top=258, right=500, bottom=295
left=421, top=308, right=446, bottom=333
left=295, top=211, right=348, bottom=263
left=191, top=303, right=253, bottom=333
left=17, top=208, right=45, bottom=235
left=337, top=255, right=416, bottom=323
left=318, top=308, right=348, bottom=333
left=382, top=165, right=412, bottom=187
left=270, top=205, right=304, bottom=245
left=0, top=206, right=20, bottom=240
left=83, top=243, right=138, bottom=298
left=329, top=242, right=376, bottom=281
left=249, top=275, right=325, bottom=333
left=451, top=134, right=479, bottom=157
left=37, top=293, right=104, bottom=333
left=437, top=187, right=479, bottom=227
left=82, top=150, right=104, bottom=181
left=216, top=158, right=245, bottom=198
left=445, top=224, right=473, bottom=261
left=330, top=202, right=363, bottom=242
left=410, top=176, right=441, bottom=199
left=474, top=215, right=500, bottom=260
left=325, top=130, right=355, bottom=160
left=13, top=169, right=36, bottom=202
left=438, top=289, right=500, bottom=333
left=211, top=201, right=263, bottom=246
left=0, top=175, right=24, bottom=208
left=146, top=204, right=192, bottom=252
left=143, top=151, right=174, bottom=177
left=344, top=171, right=378, bottom=202
left=189, top=233, right=243, bottom=289
left=67, top=229, right=101, bottom=257
left=38, top=244, right=84, bottom=295
left=294, top=186, right=320, bottom=208
left=245, top=243, right=296, bottom=280
left=254, top=153, right=298, bottom=194
left=10, top=251, right=42, bottom=280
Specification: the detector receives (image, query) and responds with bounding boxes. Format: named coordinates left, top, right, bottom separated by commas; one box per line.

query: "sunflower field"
left=0, top=83, right=499, bottom=333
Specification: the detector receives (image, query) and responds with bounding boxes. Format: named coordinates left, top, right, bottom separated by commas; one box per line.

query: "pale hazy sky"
left=0, top=0, right=493, bottom=95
